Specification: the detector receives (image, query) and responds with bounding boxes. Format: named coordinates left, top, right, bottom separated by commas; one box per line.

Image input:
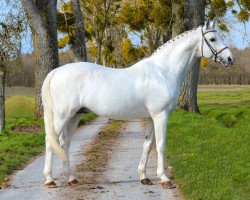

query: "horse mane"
left=152, top=27, right=200, bottom=56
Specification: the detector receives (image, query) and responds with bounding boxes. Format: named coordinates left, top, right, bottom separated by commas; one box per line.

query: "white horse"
left=42, top=20, right=234, bottom=189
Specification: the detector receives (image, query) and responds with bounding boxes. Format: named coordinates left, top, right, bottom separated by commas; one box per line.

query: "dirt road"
left=0, top=118, right=181, bottom=200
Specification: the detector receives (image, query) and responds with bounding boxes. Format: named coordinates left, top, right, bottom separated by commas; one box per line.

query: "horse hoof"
left=68, top=179, right=78, bottom=186
left=141, top=178, right=153, bottom=185
left=44, top=181, right=57, bottom=188
left=161, top=181, right=176, bottom=189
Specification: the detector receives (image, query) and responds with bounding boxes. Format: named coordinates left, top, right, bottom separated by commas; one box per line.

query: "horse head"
left=201, top=20, right=235, bottom=67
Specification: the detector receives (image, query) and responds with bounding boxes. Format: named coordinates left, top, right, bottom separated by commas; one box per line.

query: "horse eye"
left=210, top=38, right=216, bottom=42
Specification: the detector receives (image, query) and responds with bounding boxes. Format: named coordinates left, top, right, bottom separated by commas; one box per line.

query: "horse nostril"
left=228, top=56, right=232, bottom=63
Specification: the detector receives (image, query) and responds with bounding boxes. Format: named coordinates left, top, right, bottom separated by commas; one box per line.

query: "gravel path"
left=0, top=117, right=109, bottom=200
left=85, top=119, right=181, bottom=200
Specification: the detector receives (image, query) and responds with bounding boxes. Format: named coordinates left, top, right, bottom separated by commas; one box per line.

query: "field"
left=167, top=85, right=250, bottom=200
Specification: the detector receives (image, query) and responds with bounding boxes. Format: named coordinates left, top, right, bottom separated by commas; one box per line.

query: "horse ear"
left=204, top=20, right=210, bottom=30
left=210, top=19, right=216, bottom=29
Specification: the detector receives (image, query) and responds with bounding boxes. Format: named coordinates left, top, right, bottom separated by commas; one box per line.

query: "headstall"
left=201, top=29, right=228, bottom=62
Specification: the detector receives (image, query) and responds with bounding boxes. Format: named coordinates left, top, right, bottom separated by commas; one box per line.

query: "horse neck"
left=151, top=27, right=201, bottom=88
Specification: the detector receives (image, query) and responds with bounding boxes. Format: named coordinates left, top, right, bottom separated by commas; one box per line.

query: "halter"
left=201, top=29, right=228, bottom=62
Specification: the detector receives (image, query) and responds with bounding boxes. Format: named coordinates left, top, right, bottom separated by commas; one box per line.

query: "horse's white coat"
left=42, top=21, right=234, bottom=187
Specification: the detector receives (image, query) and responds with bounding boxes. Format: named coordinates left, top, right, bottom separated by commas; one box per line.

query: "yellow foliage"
left=120, top=38, right=145, bottom=64
left=60, top=2, right=72, bottom=13
left=119, top=1, right=149, bottom=31
left=58, top=35, right=70, bottom=49
left=120, top=38, right=135, bottom=63
left=237, top=9, right=249, bottom=22
left=200, top=57, right=209, bottom=69
left=208, top=0, right=227, bottom=19
left=88, top=46, right=97, bottom=58
left=226, top=0, right=234, bottom=8
left=218, top=22, right=229, bottom=32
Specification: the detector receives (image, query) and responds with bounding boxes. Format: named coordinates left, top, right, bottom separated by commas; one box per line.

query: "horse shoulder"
left=143, top=70, right=179, bottom=114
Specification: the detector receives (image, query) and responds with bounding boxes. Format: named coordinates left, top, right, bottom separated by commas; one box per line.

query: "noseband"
left=201, top=29, right=228, bottom=62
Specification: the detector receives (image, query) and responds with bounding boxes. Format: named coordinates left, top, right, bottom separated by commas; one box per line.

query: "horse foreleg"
left=138, top=117, right=154, bottom=185
left=43, top=136, right=56, bottom=188
left=152, top=111, right=175, bottom=189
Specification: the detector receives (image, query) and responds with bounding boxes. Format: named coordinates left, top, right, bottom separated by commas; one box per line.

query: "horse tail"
left=42, top=70, right=67, bottom=161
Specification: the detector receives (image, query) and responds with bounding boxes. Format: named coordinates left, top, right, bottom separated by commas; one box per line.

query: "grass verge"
left=166, top=87, right=250, bottom=200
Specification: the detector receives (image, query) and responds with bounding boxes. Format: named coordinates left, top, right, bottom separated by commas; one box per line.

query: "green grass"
left=0, top=133, right=45, bottom=185
left=79, top=112, right=98, bottom=126
left=0, top=95, right=97, bottom=186
left=166, top=87, right=250, bottom=200
left=5, top=95, right=43, bottom=130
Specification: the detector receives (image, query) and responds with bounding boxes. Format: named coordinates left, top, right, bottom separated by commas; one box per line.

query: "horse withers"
left=42, top=20, right=234, bottom=189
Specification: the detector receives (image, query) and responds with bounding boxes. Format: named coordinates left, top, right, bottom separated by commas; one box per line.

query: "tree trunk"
left=71, top=0, right=87, bottom=62
left=0, top=70, right=5, bottom=132
left=96, top=41, right=102, bottom=64
left=172, top=0, right=184, bottom=37
left=21, top=0, right=59, bottom=119
left=178, top=59, right=201, bottom=112
left=162, top=29, right=172, bottom=43
left=178, top=0, right=205, bottom=113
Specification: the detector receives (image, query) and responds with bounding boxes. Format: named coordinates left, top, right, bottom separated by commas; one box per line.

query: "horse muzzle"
left=217, top=55, right=235, bottom=67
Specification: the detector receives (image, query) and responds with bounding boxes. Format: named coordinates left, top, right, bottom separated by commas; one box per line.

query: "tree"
left=178, top=0, right=205, bottom=113
left=82, top=0, right=121, bottom=64
left=21, top=0, right=59, bottom=119
left=171, top=0, right=184, bottom=37
left=57, top=0, right=87, bottom=61
left=0, top=1, right=23, bottom=131
left=120, top=38, right=145, bottom=65
left=71, top=0, right=88, bottom=61
left=120, top=0, right=172, bottom=54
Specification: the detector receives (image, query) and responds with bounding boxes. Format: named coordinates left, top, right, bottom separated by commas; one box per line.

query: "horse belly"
left=83, top=89, right=149, bottom=120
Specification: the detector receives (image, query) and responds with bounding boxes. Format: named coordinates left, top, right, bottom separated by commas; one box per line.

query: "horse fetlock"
left=157, top=171, right=169, bottom=182
left=138, top=166, right=149, bottom=180
left=43, top=168, right=52, bottom=177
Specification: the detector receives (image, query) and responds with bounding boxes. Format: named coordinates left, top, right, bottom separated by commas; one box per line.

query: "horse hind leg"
left=44, top=136, right=56, bottom=188
left=43, top=113, right=70, bottom=188
left=138, top=117, right=154, bottom=185
left=60, top=114, right=82, bottom=186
